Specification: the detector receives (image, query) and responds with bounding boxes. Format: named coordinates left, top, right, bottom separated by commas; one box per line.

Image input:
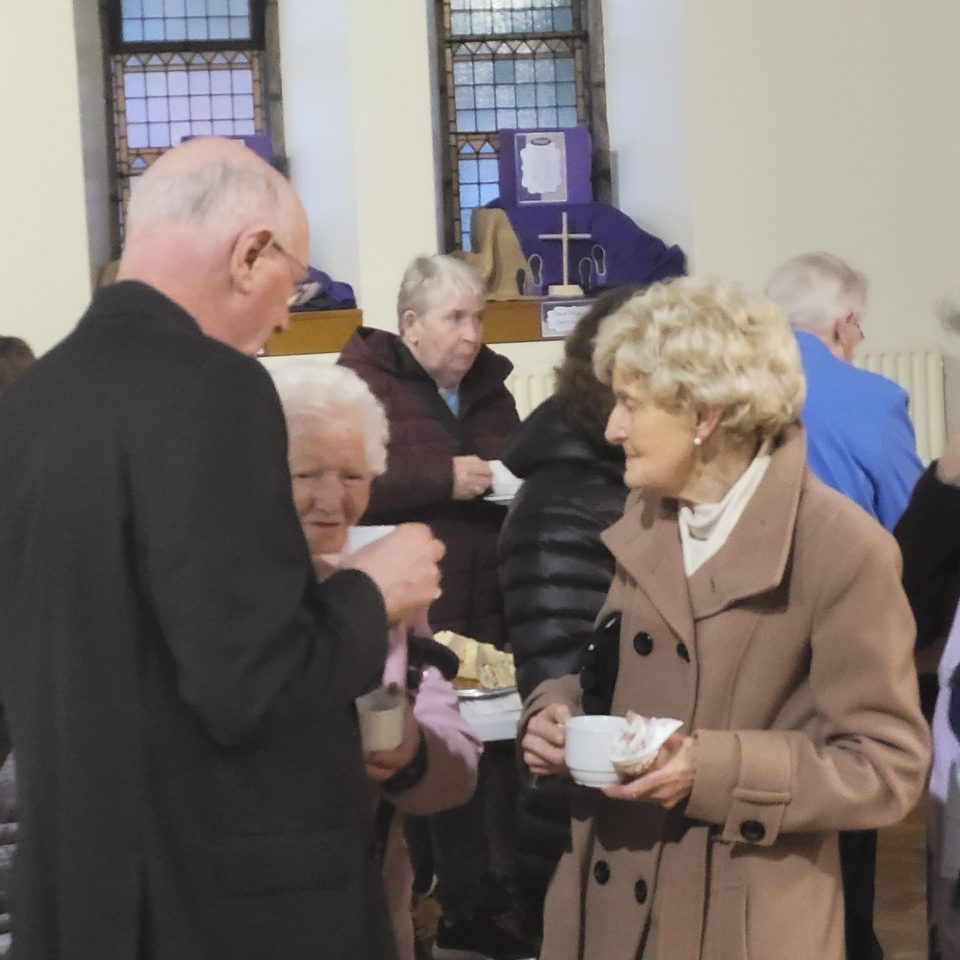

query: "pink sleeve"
left=389, top=667, right=482, bottom=816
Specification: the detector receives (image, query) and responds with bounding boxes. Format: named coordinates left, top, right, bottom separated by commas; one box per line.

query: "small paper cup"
left=564, top=715, right=629, bottom=788
left=346, top=524, right=396, bottom=551
left=355, top=687, right=405, bottom=753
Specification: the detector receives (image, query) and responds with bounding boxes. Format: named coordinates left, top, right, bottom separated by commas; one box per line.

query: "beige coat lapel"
left=687, top=425, right=806, bottom=618
left=602, top=493, right=695, bottom=645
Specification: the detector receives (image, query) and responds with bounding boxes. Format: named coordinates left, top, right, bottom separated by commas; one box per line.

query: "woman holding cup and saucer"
left=520, top=277, right=929, bottom=960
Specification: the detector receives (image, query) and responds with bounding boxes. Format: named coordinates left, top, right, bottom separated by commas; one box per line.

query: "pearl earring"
left=693, top=436, right=702, bottom=447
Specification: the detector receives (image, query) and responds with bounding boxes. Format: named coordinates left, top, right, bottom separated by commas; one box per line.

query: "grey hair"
left=268, top=360, right=389, bottom=476
left=396, top=254, right=486, bottom=329
left=765, top=252, right=868, bottom=335
left=126, top=159, right=282, bottom=237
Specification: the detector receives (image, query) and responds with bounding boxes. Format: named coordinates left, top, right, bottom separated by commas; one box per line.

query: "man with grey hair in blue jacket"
left=767, top=250, right=923, bottom=960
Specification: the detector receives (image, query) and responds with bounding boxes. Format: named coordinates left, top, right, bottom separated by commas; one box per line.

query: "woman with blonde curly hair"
left=520, top=276, right=930, bottom=960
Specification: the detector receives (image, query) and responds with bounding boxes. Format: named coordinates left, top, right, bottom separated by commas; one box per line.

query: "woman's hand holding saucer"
left=602, top=732, right=698, bottom=808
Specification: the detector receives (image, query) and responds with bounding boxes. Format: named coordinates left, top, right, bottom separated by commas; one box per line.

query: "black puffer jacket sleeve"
left=498, top=400, right=626, bottom=699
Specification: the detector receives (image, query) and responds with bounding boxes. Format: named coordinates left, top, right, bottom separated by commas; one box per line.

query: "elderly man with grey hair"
left=766, top=251, right=924, bottom=960
left=0, top=138, right=445, bottom=960
left=766, top=251, right=922, bottom=531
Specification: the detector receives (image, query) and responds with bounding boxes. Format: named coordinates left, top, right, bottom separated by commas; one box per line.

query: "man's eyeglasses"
left=271, top=241, right=315, bottom=309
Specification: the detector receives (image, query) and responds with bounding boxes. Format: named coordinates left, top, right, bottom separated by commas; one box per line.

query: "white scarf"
left=678, top=439, right=773, bottom=576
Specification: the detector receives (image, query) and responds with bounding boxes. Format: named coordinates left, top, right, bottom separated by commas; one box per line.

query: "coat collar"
left=80, top=281, right=202, bottom=338
left=601, top=423, right=807, bottom=631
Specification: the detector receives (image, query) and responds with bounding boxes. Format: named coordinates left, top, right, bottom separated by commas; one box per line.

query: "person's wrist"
left=381, top=728, right=428, bottom=794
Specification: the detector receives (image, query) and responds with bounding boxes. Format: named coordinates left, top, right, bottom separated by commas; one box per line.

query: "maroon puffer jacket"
left=339, top=328, right=520, bottom=646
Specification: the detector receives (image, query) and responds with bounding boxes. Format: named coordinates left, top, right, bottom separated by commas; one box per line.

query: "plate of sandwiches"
left=433, top=630, right=518, bottom=700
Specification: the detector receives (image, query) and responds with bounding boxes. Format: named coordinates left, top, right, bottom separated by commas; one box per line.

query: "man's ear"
left=229, top=228, right=273, bottom=294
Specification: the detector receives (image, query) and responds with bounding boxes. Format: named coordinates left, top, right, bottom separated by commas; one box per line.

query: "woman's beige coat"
left=523, top=425, right=930, bottom=960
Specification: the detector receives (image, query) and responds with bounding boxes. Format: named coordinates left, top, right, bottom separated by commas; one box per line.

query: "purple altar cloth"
left=490, top=200, right=686, bottom=294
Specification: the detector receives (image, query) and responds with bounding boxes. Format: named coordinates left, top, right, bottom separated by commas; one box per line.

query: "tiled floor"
left=876, top=799, right=928, bottom=960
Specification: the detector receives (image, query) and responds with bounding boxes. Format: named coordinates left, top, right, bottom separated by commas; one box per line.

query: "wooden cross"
left=538, top=211, right=592, bottom=297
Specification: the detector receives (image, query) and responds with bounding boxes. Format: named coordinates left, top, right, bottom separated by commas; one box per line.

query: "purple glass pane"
left=147, top=123, right=170, bottom=148
left=170, top=122, right=192, bottom=145
left=210, top=71, right=231, bottom=95
left=187, top=71, right=210, bottom=95
left=147, top=98, right=169, bottom=122
left=124, top=72, right=146, bottom=98
left=211, top=95, right=232, bottom=120
left=127, top=124, right=149, bottom=148
left=168, top=96, right=189, bottom=121
left=189, top=97, right=211, bottom=120
left=231, top=70, right=252, bottom=94
left=212, top=119, right=235, bottom=135
left=232, top=94, right=253, bottom=119
left=126, top=98, right=147, bottom=123
left=145, top=72, right=167, bottom=97
left=167, top=70, right=188, bottom=96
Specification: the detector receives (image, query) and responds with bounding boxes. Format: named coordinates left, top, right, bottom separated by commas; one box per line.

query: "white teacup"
left=346, top=524, right=396, bottom=551
left=564, top=715, right=630, bottom=788
left=487, top=460, right=522, bottom=500
left=355, top=687, right=406, bottom=752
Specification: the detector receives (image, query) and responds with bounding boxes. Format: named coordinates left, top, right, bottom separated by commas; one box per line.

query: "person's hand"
left=937, top=431, right=960, bottom=486
left=365, top=700, right=422, bottom=782
left=452, top=456, right=493, bottom=500
left=342, top=523, right=445, bottom=624
left=521, top=703, right=571, bottom=776
left=602, top=732, right=697, bottom=808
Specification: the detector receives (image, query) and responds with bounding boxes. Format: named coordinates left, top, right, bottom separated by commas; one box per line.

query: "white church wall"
left=0, top=0, right=92, bottom=354
left=604, top=0, right=960, bottom=355
left=280, top=0, right=441, bottom=331
left=74, top=0, right=115, bottom=286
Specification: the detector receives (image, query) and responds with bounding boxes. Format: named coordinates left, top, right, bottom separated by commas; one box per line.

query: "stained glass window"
left=439, top=0, right=593, bottom=250
left=106, top=1, right=268, bottom=235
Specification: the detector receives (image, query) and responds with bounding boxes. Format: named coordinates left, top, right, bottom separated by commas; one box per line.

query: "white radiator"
left=855, top=343, right=945, bottom=463
left=504, top=345, right=947, bottom=464
left=504, top=364, right=558, bottom=420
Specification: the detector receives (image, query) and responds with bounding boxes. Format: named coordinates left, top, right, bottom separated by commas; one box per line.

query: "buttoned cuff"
left=687, top=729, right=792, bottom=847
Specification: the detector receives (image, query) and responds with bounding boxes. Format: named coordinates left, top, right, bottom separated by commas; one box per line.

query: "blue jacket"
left=796, top=331, right=923, bottom=530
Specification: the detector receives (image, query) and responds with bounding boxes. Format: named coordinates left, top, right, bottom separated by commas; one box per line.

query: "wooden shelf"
left=264, top=309, right=363, bottom=356
left=263, top=299, right=572, bottom=355
left=481, top=299, right=545, bottom=343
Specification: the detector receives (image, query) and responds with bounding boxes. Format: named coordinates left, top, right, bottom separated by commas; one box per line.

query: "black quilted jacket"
left=498, top=397, right=626, bottom=930
left=499, top=397, right=626, bottom=699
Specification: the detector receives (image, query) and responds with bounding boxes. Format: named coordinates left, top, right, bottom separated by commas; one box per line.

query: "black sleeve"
left=499, top=474, right=622, bottom=699
left=139, top=351, right=388, bottom=746
left=894, top=462, right=960, bottom=645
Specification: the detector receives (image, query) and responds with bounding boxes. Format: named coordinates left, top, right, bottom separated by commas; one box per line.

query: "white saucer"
left=569, top=768, right=619, bottom=788
left=485, top=492, right=516, bottom=504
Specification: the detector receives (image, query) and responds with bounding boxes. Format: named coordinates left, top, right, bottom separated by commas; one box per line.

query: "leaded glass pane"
left=120, top=0, right=251, bottom=43
left=111, top=47, right=265, bottom=234
left=440, top=0, right=589, bottom=249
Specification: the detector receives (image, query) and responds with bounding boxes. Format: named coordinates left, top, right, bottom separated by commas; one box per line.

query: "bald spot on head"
left=115, top=138, right=307, bottom=348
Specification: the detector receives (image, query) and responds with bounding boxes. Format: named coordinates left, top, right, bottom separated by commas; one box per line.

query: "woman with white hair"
left=268, top=359, right=482, bottom=960
left=519, top=276, right=930, bottom=960
left=338, top=254, right=529, bottom=960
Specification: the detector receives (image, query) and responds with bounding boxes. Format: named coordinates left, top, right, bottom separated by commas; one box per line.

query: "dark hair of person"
left=0, top=337, right=36, bottom=399
left=553, top=285, right=643, bottom=440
